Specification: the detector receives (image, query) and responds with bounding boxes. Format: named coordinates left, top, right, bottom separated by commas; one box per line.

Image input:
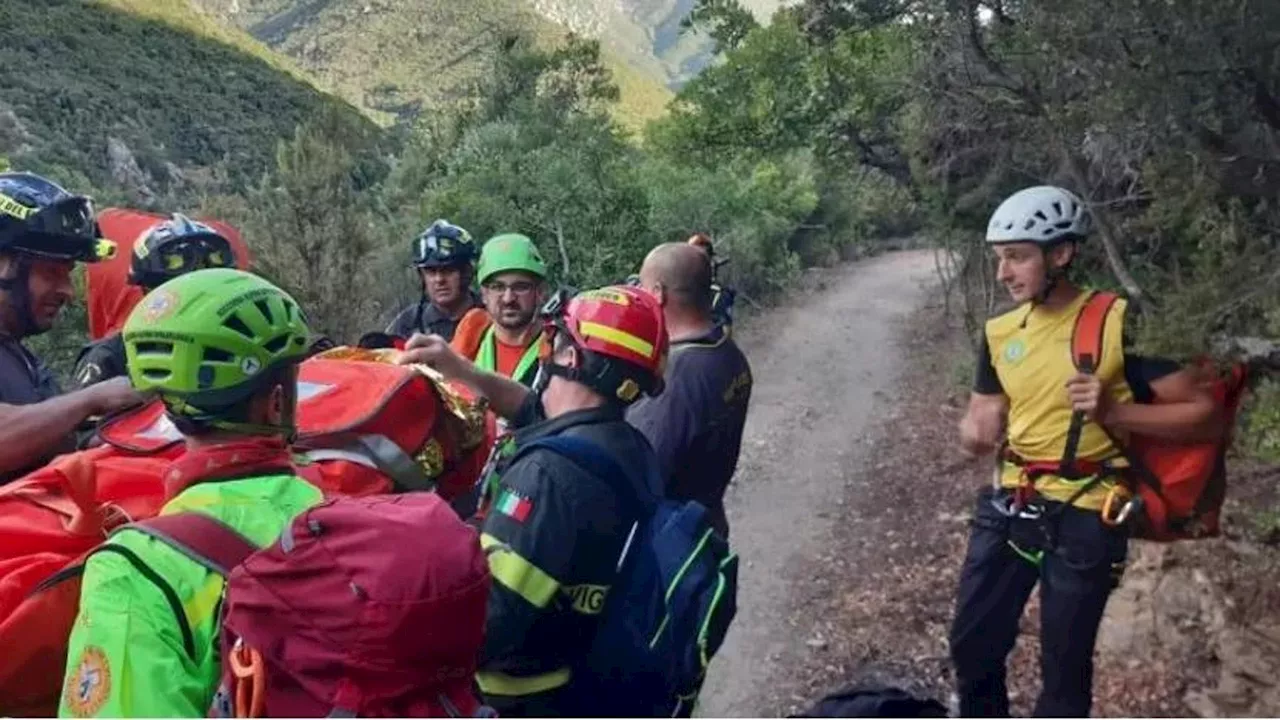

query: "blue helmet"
left=129, top=213, right=236, bottom=289
left=0, top=172, right=115, bottom=263
left=411, top=219, right=477, bottom=269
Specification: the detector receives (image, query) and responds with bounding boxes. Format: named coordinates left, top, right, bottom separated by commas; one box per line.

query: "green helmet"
left=123, top=268, right=312, bottom=417
left=477, top=233, right=548, bottom=285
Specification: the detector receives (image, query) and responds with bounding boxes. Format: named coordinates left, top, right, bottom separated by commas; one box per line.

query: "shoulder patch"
left=495, top=486, right=534, bottom=522
left=63, top=645, right=112, bottom=717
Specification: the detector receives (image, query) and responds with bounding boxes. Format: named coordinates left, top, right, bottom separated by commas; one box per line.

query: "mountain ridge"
left=190, top=0, right=788, bottom=128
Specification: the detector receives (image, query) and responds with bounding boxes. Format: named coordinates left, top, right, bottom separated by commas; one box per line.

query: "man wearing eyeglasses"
left=0, top=172, right=147, bottom=484
left=72, top=213, right=240, bottom=388
left=451, top=233, right=550, bottom=388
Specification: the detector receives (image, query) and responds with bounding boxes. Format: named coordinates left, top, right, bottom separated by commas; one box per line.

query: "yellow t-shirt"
left=984, top=291, right=1134, bottom=509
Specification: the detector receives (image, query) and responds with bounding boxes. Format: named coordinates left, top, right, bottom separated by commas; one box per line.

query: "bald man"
left=627, top=242, right=753, bottom=538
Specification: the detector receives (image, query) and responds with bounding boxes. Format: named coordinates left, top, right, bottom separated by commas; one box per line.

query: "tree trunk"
left=1057, top=144, right=1146, bottom=302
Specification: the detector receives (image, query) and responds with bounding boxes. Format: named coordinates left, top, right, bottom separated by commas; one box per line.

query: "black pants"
left=949, top=487, right=1128, bottom=718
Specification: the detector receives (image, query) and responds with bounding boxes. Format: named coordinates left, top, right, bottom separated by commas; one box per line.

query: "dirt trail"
left=697, top=250, right=939, bottom=717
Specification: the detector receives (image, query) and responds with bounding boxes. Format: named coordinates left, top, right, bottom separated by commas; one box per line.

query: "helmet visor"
left=414, top=231, right=470, bottom=267
left=154, top=234, right=236, bottom=275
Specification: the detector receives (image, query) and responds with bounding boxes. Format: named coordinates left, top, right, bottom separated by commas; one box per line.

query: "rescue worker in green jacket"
left=59, top=268, right=322, bottom=718
left=450, top=233, right=550, bottom=388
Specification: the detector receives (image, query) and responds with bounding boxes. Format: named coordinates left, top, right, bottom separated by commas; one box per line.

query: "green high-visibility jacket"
left=58, top=474, right=322, bottom=718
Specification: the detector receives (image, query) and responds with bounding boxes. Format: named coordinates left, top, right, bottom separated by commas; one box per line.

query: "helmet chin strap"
left=1019, top=243, right=1070, bottom=328
left=1034, top=269, right=1062, bottom=305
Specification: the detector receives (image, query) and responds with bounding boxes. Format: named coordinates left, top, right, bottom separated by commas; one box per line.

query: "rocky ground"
left=698, top=251, right=1280, bottom=717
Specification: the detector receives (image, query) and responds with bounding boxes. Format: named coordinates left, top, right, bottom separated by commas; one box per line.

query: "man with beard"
left=450, top=233, right=549, bottom=388
left=0, top=172, right=147, bottom=483
left=385, top=219, right=482, bottom=342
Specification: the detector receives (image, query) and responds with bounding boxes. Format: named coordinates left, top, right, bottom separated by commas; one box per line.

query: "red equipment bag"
left=0, top=445, right=174, bottom=716
left=84, top=351, right=494, bottom=502
left=1071, top=291, right=1250, bottom=541
left=293, top=349, right=494, bottom=502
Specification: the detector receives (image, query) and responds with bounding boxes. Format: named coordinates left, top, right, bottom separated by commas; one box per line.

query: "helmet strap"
left=539, top=348, right=648, bottom=406
left=1032, top=241, right=1077, bottom=306
left=1018, top=241, right=1079, bottom=328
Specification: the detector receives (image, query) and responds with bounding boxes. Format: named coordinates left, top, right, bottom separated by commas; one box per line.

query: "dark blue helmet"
left=412, top=219, right=476, bottom=269
left=0, top=172, right=115, bottom=263
left=129, top=213, right=236, bottom=289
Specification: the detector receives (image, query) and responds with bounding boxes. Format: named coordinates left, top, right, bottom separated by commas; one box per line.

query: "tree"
left=239, top=107, right=385, bottom=345
left=683, top=0, right=760, bottom=54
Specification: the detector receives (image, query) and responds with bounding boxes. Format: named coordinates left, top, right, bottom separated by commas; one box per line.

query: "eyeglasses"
left=484, top=280, right=537, bottom=295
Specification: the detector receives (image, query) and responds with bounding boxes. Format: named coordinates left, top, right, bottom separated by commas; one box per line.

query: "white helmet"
left=986, top=185, right=1092, bottom=244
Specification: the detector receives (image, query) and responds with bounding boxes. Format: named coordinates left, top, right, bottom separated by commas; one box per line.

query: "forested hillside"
left=0, top=0, right=374, bottom=208
left=190, top=0, right=684, bottom=128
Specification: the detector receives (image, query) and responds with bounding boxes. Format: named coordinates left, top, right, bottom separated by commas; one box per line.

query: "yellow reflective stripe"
left=578, top=320, right=654, bottom=358
left=476, top=667, right=572, bottom=697
left=481, top=532, right=560, bottom=608
left=0, top=194, right=33, bottom=219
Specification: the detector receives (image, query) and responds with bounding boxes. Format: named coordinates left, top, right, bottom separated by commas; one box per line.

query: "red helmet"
left=545, top=285, right=668, bottom=402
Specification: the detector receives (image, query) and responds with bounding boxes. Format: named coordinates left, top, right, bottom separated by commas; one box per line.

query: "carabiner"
left=989, top=491, right=1020, bottom=518
left=1016, top=503, right=1044, bottom=521
left=1101, top=486, right=1140, bottom=527
left=1112, top=495, right=1143, bottom=526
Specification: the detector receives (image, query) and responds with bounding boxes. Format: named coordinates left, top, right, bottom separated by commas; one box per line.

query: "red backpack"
left=0, top=446, right=174, bottom=717
left=290, top=353, right=495, bottom=503
left=96, top=355, right=495, bottom=503
left=0, top=353, right=495, bottom=717
left=1071, top=291, right=1250, bottom=541
left=128, top=494, right=490, bottom=718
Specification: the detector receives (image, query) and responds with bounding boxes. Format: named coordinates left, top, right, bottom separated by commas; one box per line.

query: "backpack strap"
left=1063, top=291, right=1120, bottom=476
left=50, top=514, right=260, bottom=663
left=512, top=434, right=661, bottom=518
left=124, top=512, right=260, bottom=577
left=513, top=435, right=662, bottom=572
left=300, top=433, right=436, bottom=493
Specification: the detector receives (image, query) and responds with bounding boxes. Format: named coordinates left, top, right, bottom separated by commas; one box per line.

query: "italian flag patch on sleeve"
left=496, top=488, right=533, bottom=522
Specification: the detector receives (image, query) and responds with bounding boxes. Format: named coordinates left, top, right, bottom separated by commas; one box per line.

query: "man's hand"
left=958, top=392, right=1007, bottom=458
left=88, top=377, right=149, bottom=415
left=399, top=333, right=532, bottom=420
left=1065, top=373, right=1110, bottom=423
left=397, top=333, right=471, bottom=379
